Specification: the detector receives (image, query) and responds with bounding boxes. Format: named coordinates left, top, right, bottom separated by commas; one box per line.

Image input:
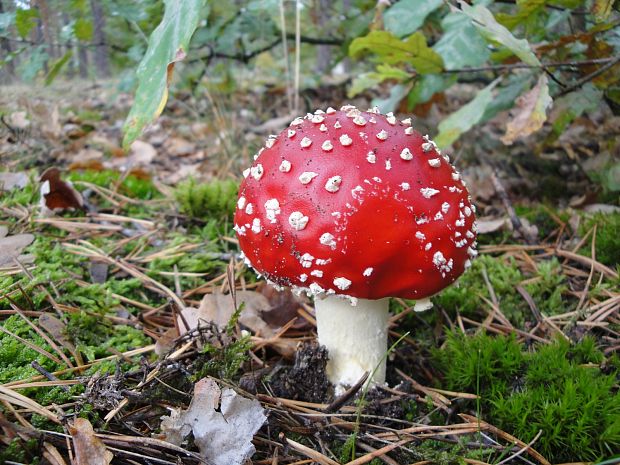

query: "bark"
left=0, top=0, right=15, bottom=83
left=90, top=0, right=110, bottom=77
left=78, top=44, right=89, bottom=78
left=315, top=0, right=331, bottom=74
left=34, top=0, right=57, bottom=60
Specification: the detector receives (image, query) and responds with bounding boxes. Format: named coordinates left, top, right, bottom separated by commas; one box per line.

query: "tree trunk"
left=61, top=11, right=75, bottom=78
left=315, top=0, right=331, bottom=74
left=35, top=0, right=57, bottom=61
left=0, top=0, right=15, bottom=83
left=78, top=44, right=89, bottom=78
left=90, top=0, right=110, bottom=77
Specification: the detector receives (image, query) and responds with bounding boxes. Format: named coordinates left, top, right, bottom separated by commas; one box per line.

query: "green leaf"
left=433, top=11, right=490, bottom=70
left=457, top=1, right=540, bottom=66
left=348, top=65, right=411, bottom=98
left=74, top=18, right=93, bottom=41
left=384, top=0, right=443, bottom=37
left=591, top=0, right=615, bottom=22
left=122, top=0, right=208, bottom=149
left=408, top=74, right=457, bottom=109
left=501, top=74, right=552, bottom=145
left=435, top=78, right=500, bottom=148
left=15, top=8, right=38, bottom=39
left=349, top=31, right=443, bottom=74
left=45, top=51, right=73, bottom=86
left=0, top=12, right=14, bottom=32
left=496, top=0, right=545, bottom=30
left=551, top=83, right=602, bottom=134
left=373, top=83, right=412, bottom=114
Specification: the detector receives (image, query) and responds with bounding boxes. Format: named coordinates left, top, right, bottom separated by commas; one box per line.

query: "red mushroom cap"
left=234, top=106, right=477, bottom=300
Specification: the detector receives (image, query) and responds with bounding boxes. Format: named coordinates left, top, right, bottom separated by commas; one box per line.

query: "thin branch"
left=556, top=54, right=620, bottom=96
left=445, top=56, right=618, bottom=73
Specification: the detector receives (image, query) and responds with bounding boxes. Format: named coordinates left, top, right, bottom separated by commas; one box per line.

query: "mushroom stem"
left=315, top=295, right=390, bottom=389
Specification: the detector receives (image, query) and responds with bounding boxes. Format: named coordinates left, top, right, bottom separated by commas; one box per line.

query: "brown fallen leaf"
left=0, top=232, right=35, bottom=266
left=160, top=377, right=266, bottom=465
left=0, top=172, right=29, bottom=191
left=475, top=217, right=509, bottom=234
left=178, top=291, right=274, bottom=337
left=502, top=74, right=552, bottom=145
left=39, top=167, right=84, bottom=215
left=69, top=418, right=113, bottom=465
left=258, top=283, right=307, bottom=329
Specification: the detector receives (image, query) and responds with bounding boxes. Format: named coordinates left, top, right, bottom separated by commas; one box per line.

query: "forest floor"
left=0, top=80, right=619, bottom=465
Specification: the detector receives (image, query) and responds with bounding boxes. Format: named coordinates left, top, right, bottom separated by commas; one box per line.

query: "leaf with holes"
left=122, top=0, right=208, bottom=148
left=349, top=30, right=443, bottom=74
left=384, top=0, right=443, bottom=37
left=435, top=79, right=500, bottom=148
left=457, top=1, right=540, bottom=66
left=502, top=74, right=552, bottom=145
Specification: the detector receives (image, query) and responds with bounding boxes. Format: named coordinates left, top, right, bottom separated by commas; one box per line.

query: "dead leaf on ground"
left=6, top=111, right=30, bottom=130
left=258, top=283, right=306, bottom=329
left=160, top=377, right=266, bottom=465
left=476, top=217, right=510, bottom=234
left=0, top=232, right=35, bottom=266
left=0, top=172, right=28, bottom=191
left=39, top=167, right=84, bottom=216
left=502, top=74, right=553, bottom=145
left=583, top=203, right=620, bottom=214
left=178, top=291, right=274, bottom=337
left=69, top=418, right=113, bottom=465
left=165, top=137, right=195, bottom=157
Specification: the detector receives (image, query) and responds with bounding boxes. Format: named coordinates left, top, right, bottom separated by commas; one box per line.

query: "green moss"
left=434, top=333, right=620, bottom=461
left=0, top=437, right=40, bottom=464
left=435, top=255, right=572, bottom=326
left=195, top=334, right=252, bottom=381
left=175, top=177, right=238, bottom=220
left=67, top=169, right=160, bottom=201
left=579, top=212, right=620, bottom=267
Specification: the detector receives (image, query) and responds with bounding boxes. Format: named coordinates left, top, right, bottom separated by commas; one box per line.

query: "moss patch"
left=434, top=332, right=620, bottom=461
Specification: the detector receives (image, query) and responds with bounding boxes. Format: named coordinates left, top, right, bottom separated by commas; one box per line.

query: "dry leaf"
left=583, top=203, right=620, bottom=214
left=0, top=172, right=28, bottom=191
left=129, top=140, right=157, bottom=165
left=0, top=233, right=35, bottom=266
left=178, top=291, right=274, bottom=337
left=165, top=137, right=195, bottom=157
left=7, top=111, right=30, bottom=130
left=502, top=74, right=552, bottom=145
left=161, top=377, right=266, bottom=465
left=476, top=217, right=509, bottom=234
left=69, top=418, right=113, bottom=465
left=39, top=168, right=84, bottom=216
left=258, top=283, right=306, bottom=329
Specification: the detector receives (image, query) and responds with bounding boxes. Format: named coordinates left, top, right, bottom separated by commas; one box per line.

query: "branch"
left=555, top=54, right=620, bottom=96
left=445, top=57, right=618, bottom=74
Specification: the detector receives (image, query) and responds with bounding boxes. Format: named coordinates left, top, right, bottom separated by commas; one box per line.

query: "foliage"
left=175, top=177, right=238, bottom=221
left=434, top=332, right=620, bottom=461
left=579, top=212, right=620, bottom=267
left=122, top=0, right=208, bottom=148
left=435, top=254, right=571, bottom=326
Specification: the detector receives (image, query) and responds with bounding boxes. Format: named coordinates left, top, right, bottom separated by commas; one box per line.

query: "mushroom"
left=234, top=106, right=477, bottom=389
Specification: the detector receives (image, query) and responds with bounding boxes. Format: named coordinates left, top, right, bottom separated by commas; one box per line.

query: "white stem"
left=315, top=295, right=389, bottom=389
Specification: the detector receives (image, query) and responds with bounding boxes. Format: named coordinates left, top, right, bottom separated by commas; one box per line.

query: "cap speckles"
left=289, top=211, right=309, bottom=231
left=279, top=160, right=292, bottom=172
left=234, top=105, right=477, bottom=301
left=325, top=176, right=342, bottom=193
left=299, top=171, right=318, bottom=184
left=420, top=187, right=440, bottom=198
left=400, top=148, right=413, bottom=160
left=339, top=134, right=353, bottom=146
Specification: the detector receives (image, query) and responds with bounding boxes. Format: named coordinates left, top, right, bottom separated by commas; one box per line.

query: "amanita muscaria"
left=234, top=105, right=477, bottom=389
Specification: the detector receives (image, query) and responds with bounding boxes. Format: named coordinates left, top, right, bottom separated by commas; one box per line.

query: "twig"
left=556, top=54, right=620, bottom=96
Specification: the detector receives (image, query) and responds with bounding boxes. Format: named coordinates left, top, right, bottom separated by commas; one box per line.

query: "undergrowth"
left=434, top=332, right=620, bottom=461
left=579, top=212, right=620, bottom=268
left=175, top=177, right=238, bottom=220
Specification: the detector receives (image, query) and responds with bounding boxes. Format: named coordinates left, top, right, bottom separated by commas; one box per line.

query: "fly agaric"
left=234, top=105, right=477, bottom=389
